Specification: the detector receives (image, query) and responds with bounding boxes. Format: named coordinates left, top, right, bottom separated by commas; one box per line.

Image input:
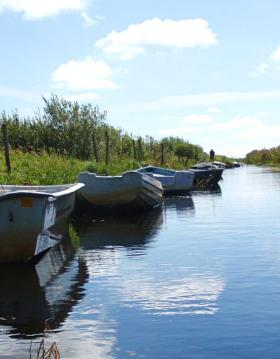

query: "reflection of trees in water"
left=191, top=184, right=222, bottom=196
left=72, top=208, right=163, bottom=251
left=0, top=232, right=88, bottom=339
left=164, top=196, right=195, bottom=211
left=163, top=196, right=195, bottom=222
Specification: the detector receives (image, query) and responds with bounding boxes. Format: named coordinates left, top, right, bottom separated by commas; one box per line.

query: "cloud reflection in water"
left=120, top=274, right=224, bottom=316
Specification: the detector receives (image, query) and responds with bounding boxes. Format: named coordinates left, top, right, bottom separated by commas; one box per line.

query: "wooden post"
left=132, top=139, right=137, bottom=160
left=137, top=138, right=142, bottom=161
left=120, top=137, right=124, bottom=158
left=92, top=131, right=99, bottom=163
left=1, top=123, right=11, bottom=174
left=160, top=142, right=164, bottom=165
left=105, top=131, right=109, bottom=165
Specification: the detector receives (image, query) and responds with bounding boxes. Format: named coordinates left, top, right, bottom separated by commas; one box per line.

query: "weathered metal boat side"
left=0, top=183, right=84, bottom=262
left=189, top=163, right=224, bottom=187
left=77, top=171, right=163, bottom=212
left=136, top=165, right=195, bottom=195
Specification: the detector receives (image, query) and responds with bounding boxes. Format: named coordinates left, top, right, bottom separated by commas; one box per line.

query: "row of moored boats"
left=0, top=161, right=231, bottom=263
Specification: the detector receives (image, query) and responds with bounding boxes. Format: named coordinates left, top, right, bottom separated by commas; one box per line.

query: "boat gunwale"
left=137, top=165, right=193, bottom=177
left=0, top=183, right=84, bottom=202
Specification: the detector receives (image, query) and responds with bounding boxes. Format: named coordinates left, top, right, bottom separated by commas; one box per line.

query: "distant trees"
left=245, top=146, right=280, bottom=165
left=174, top=142, right=204, bottom=165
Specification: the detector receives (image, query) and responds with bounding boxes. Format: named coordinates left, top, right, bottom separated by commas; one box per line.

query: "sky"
left=0, top=0, right=280, bottom=157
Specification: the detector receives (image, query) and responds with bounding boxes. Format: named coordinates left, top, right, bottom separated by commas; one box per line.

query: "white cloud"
left=112, top=90, right=280, bottom=113
left=95, top=17, right=217, bottom=60
left=51, top=58, right=117, bottom=91
left=207, top=106, right=221, bottom=113
left=81, top=12, right=104, bottom=28
left=81, top=11, right=96, bottom=27
left=161, top=115, right=264, bottom=135
left=249, top=63, right=269, bottom=77
left=65, top=92, right=101, bottom=102
left=249, top=44, right=280, bottom=76
left=256, top=111, right=271, bottom=117
left=270, top=45, right=280, bottom=61
left=0, top=0, right=86, bottom=20
left=182, top=114, right=215, bottom=125
left=160, top=114, right=280, bottom=157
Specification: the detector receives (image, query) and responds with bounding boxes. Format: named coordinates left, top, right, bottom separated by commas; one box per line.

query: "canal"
left=0, top=166, right=280, bottom=358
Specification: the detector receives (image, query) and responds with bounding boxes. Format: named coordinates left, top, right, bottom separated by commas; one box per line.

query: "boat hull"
left=136, top=166, right=194, bottom=195
left=77, top=171, right=163, bottom=213
left=0, top=184, right=83, bottom=262
left=191, top=168, right=223, bottom=188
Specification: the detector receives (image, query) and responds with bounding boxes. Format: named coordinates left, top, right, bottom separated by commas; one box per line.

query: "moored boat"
left=189, top=163, right=223, bottom=188
left=77, top=171, right=163, bottom=212
left=233, top=161, right=241, bottom=167
left=0, top=183, right=84, bottom=262
left=136, top=165, right=195, bottom=195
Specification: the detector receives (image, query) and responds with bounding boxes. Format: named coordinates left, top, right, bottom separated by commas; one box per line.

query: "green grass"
left=0, top=150, right=155, bottom=185
left=0, top=150, right=89, bottom=185
left=0, top=149, right=237, bottom=185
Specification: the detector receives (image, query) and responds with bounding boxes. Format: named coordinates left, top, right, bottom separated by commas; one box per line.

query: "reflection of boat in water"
left=0, top=235, right=88, bottom=339
left=73, top=209, right=163, bottom=250
left=191, top=184, right=222, bottom=196
left=163, top=196, right=194, bottom=211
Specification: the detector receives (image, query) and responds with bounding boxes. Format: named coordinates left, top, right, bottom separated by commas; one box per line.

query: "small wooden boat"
left=136, top=165, right=195, bottom=195
left=77, top=171, right=163, bottom=212
left=0, top=183, right=84, bottom=262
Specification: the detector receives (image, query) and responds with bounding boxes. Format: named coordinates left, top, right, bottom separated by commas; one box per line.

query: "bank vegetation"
left=0, top=95, right=229, bottom=184
left=245, top=146, right=280, bottom=166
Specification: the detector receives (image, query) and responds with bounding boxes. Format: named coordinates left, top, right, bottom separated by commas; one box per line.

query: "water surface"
left=1, top=166, right=280, bottom=358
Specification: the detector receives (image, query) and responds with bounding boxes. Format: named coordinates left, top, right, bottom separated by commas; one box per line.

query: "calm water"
left=1, top=166, right=280, bottom=358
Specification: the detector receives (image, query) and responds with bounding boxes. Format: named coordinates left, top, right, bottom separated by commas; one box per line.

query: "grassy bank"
left=0, top=149, right=197, bottom=185
left=0, top=149, right=237, bottom=185
left=0, top=150, right=85, bottom=184
left=0, top=150, right=149, bottom=185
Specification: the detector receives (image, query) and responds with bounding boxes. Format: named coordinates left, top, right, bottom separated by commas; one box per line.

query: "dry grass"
left=29, top=320, right=60, bottom=359
left=29, top=339, right=60, bottom=359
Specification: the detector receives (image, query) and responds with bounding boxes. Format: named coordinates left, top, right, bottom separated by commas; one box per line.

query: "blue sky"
left=0, top=0, right=280, bottom=157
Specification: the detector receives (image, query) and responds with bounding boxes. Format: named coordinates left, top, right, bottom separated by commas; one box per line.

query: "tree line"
left=0, top=95, right=207, bottom=168
left=245, top=146, right=280, bottom=165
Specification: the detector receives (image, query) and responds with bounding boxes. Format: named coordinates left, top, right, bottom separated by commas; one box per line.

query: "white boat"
left=77, top=171, right=163, bottom=212
left=0, top=183, right=84, bottom=262
left=136, top=165, right=195, bottom=195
